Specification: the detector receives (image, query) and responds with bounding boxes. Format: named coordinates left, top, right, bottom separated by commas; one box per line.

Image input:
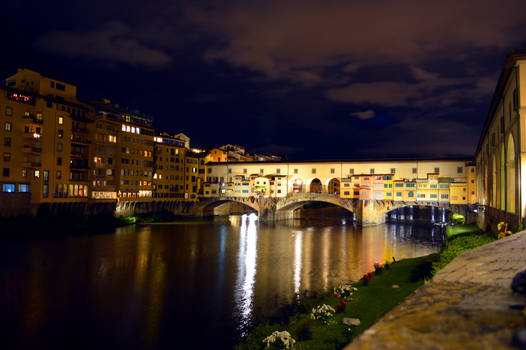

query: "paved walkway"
left=345, top=231, right=526, bottom=350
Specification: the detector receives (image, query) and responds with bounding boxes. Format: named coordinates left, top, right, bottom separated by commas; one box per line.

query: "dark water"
left=0, top=216, right=443, bottom=349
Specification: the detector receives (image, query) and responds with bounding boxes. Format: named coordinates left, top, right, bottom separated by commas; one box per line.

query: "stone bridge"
left=193, top=193, right=471, bottom=225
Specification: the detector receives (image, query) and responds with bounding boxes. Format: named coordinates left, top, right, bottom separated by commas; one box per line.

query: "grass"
left=445, top=223, right=482, bottom=238
left=432, top=224, right=495, bottom=274
left=236, top=254, right=438, bottom=350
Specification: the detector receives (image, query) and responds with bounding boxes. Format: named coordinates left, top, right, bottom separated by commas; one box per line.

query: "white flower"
left=310, top=304, right=336, bottom=324
left=263, top=330, right=296, bottom=349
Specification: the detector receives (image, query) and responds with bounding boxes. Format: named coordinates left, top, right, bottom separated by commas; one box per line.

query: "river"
left=0, top=216, right=443, bottom=349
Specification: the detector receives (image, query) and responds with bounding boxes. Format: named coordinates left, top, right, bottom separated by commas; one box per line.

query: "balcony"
left=70, top=160, right=89, bottom=170
left=71, top=136, right=91, bottom=145
left=72, top=127, right=88, bottom=133
left=24, top=132, right=42, bottom=140
left=23, top=114, right=43, bottom=124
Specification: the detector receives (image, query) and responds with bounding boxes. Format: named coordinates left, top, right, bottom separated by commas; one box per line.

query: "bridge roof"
left=206, top=157, right=473, bottom=166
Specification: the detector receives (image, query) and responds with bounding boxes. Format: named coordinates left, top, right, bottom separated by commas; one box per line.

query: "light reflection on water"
left=0, top=217, right=442, bottom=349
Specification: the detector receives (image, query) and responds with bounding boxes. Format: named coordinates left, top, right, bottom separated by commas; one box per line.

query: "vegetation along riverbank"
left=237, top=223, right=501, bottom=350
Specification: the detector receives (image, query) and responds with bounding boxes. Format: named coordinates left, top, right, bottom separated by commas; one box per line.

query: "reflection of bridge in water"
left=194, top=193, right=471, bottom=225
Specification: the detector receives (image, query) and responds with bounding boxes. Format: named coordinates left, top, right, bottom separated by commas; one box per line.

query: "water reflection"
left=0, top=218, right=442, bottom=349
left=235, top=214, right=258, bottom=335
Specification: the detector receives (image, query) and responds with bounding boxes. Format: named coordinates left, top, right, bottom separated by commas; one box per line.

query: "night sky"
left=3, top=0, right=526, bottom=160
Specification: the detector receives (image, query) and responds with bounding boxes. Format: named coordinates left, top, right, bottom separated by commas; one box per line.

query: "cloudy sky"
left=3, top=0, right=526, bottom=160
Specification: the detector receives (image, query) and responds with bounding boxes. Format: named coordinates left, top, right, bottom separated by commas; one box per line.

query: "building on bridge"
left=204, top=159, right=476, bottom=206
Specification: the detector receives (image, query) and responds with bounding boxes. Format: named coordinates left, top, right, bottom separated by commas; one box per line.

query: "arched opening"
left=507, top=134, right=516, bottom=213
left=492, top=155, right=496, bottom=208
left=290, top=178, right=303, bottom=193
left=327, top=178, right=340, bottom=194
left=309, top=178, right=322, bottom=193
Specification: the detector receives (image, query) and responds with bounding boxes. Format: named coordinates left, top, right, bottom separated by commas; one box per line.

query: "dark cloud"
left=36, top=21, right=172, bottom=68
left=9, top=0, right=526, bottom=159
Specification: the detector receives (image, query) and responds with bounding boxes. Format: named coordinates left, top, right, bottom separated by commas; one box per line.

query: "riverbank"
left=0, top=210, right=203, bottom=236
left=345, top=229, right=526, bottom=350
left=237, top=224, right=496, bottom=349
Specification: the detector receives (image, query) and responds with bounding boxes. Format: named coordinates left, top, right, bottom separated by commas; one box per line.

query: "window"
left=3, top=168, right=10, bottom=177
left=58, top=116, right=64, bottom=125
left=370, top=168, right=375, bottom=174
left=312, top=168, right=316, bottom=174
left=434, top=167, right=440, bottom=173
left=3, top=137, right=11, bottom=147
left=412, top=168, right=417, bottom=174
left=294, top=169, right=298, bottom=174
left=57, top=157, right=62, bottom=166
left=44, top=170, right=49, bottom=181
left=457, top=166, right=463, bottom=174
left=18, top=184, right=29, bottom=192
left=396, top=192, right=402, bottom=197
left=243, top=168, right=247, bottom=174
left=390, top=168, right=395, bottom=174
left=228, top=168, right=232, bottom=174
left=408, top=191, right=414, bottom=197
left=58, top=129, right=63, bottom=138
left=5, top=107, right=13, bottom=116
left=349, top=168, right=354, bottom=174
left=354, top=191, right=359, bottom=196
left=3, top=152, right=10, bottom=162
left=4, top=122, right=12, bottom=132
left=430, top=194, right=437, bottom=199
left=386, top=192, right=392, bottom=197
left=2, top=183, right=14, bottom=192
left=277, top=168, right=281, bottom=174
left=56, top=82, right=65, bottom=91
left=441, top=194, right=448, bottom=199
left=208, top=168, right=212, bottom=174
left=34, top=170, right=40, bottom=178
left=260, top=168, right=264, bottom=174
left=343, top=191, right=350, bottom=196
left=57, top=143, right=63, bottom=152
left=330, top=168, right=335, bottom=174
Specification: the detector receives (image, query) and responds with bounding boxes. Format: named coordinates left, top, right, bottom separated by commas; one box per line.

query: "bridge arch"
left=197, top=198, right=259, bottom=216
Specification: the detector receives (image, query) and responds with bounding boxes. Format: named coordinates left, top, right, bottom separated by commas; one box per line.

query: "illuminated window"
left=2, top=183, right=14, bottom=192
left=4, top=122, right=12, bottom=132
left=58, top=116, right=64, bottom=125
left=57, top=143, right=63, bottom=152
left=34, top=170, right=40, bottom=178
left=3, top=152, right=10, bottom=162
left=58, top=129, right=63, bottom=138
left=56, top=171, right=62, bottom=179
left=18, top=184, right=29, bottom=192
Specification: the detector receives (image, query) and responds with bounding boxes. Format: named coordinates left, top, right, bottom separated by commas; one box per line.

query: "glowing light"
left=235, top=215, right=258, bottom=336
left=294, top=231, right=302, bottom=295
left=32, top=133, right=40, bottom=139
